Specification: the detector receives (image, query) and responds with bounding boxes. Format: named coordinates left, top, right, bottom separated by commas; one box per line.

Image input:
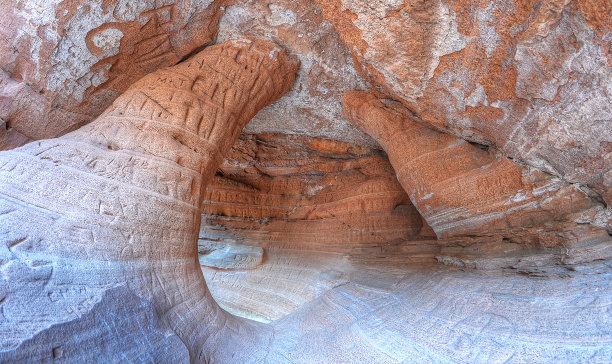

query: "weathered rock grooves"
left=0, top=38, right=298, bottom=362
left=342, top=92, right=610, bottom=247
left=0, top=1, right=611, bottom=363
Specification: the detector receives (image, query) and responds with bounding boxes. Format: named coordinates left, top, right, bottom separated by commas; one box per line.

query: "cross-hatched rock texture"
left=0, top=0, right=234, bottom=146
left=0, top=0, right=375, bottom=150
left=0, top=38, right=299, bottom=362
left=343, top=91, right=611, bottom=246
left=1, top=0, right=612, bottom=363
left=213, top=0, right=374, bottom=145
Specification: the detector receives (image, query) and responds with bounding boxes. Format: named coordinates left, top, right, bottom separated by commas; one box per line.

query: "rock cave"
left=0, top=0, right=611, bottom=363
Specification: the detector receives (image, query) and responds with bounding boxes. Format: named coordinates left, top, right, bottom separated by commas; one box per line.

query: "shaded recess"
left=198, top=133, right=437, bottom=321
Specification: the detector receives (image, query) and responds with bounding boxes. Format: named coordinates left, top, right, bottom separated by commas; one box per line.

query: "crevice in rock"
left=468, top=140, right=490, bottom=152
left=175, top=41, right=216, bottom=65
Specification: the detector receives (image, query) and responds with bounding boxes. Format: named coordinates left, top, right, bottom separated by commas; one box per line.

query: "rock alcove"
left=0, top=0, right=611, bottom=363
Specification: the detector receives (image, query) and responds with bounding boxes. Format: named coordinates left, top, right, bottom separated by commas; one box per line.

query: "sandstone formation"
left=0, top=38, right=299, bottom=362
left=198, top=131, right=612, bottom=328
left=203, top=133, right=433, bottom=253
left=343, top=91, right=610, bottom=246
left=198, top=133, right=437, bottom=321
left=1, top=0, right=611, bottom=363
left=0, top=0, right=230, bottom=145
left=214, top=0, right=373, bottom=145
left=314, top=0, right=612, bottom=207
left=0, top=0, right=375, bottom=150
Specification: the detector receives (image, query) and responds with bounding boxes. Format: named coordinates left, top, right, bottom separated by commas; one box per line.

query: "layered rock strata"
left=197, top=131, right=612, bottom=326
left=343, top=91, right=610, bottom=252
left=0, top=39, right=299, bottom=361
left=197, top=133, right=437, bottom=321
left=0, top=0, right=610, bottom=362
left=202, top=133, right=434, bottom=254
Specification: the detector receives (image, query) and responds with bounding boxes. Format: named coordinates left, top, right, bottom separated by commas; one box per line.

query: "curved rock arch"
left=0, top=38, right=299, bottom=362
left=0, top=37, right=611, bottom=363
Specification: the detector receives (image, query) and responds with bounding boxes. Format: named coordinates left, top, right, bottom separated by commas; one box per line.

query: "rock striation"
left=202, top=133, right=433, bottom=253
left=343, top=91, right=610, bottom=247
left=314, top=0, right=612, bottom=207
left=198, top=133, right=437, bottom=321
left=0, top=38, right=299, bottom=362
left=0, top=0, right=611, bottom=363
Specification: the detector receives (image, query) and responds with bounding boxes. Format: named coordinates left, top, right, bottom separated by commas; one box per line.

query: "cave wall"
left=0, top=0, right=234, bottom=147
left=198, top=133, right=437, bottom=321
left=0, top=39, right=299, bottom=362
left=0, top=0, right=611, bottom=363
left=2, top=0, right=609, bottom=224
left=314, top=0, right=612, bottom=206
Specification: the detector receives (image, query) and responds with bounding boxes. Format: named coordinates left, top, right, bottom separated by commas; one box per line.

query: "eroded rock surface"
left=0, top=38, right=299, bottom=361
left=3, top=0, right=610, bottom=207
left=343, top=91, right=610, bottom=246
left=215, top=0, right=374, bottom=145
left=202, top=133, right=433, bottom=252
left=198, top=133, right=437, bottom=321
left=0, top=0, right=231, bottom=145
left=198, top=132, right=612, bottom=332
left=314, top=0, right=612, bottom=206
left=0, top=0, right=376, bottom=150
left=1, top=0, right=611, bottom=363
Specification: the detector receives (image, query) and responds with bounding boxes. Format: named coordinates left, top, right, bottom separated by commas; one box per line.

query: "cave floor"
left=203, top=247, right=612, bottom=363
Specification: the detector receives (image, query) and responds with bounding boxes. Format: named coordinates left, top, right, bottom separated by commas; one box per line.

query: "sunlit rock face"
left=1, top=0, right=612, bottom=363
